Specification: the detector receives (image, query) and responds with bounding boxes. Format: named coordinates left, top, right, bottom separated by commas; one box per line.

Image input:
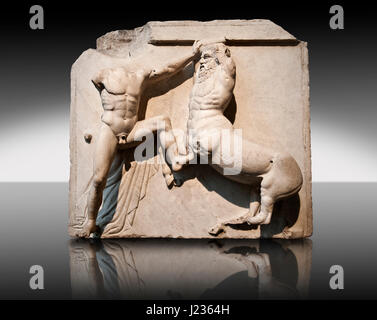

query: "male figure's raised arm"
left=147, top=40, right=202, bottom=83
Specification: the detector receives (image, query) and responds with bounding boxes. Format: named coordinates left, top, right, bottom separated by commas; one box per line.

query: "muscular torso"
left=187, top=67, right=234, bottom=137
left=187, top=65, right=275, bottom=178
left=100, top=69, right=147, bottom=136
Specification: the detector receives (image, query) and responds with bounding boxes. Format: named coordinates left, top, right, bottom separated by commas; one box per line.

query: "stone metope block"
left=69, top=20, right=312, bottom=239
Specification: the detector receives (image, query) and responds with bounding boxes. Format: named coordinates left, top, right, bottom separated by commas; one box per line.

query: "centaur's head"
left=197, top=42, right=235, bottom=82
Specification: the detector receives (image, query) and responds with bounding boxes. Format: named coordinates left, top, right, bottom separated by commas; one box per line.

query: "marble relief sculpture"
left=78, top=41, right=204, bottom=237
left=158, top=42, right=303, bottom=235
left=69, top=20, right=312, bottom=239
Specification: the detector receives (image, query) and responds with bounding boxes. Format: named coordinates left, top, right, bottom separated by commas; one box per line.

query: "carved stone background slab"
left=69, top=20, right=312, bottom=239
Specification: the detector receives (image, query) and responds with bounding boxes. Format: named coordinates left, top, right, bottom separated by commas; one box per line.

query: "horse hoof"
left=172, top=162, right=183, bottom=172
left=209, top=224, right=224, bottom=236
left=164, top=173, right=174, bottom=187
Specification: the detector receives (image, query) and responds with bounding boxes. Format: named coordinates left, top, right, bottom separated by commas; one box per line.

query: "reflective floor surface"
left=0, top=183, right=376, bottom=299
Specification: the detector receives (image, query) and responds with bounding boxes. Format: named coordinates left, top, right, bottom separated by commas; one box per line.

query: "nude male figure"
left=166, top=42, right=303, bottom=235
left=78, top=44, right=202, bottom=237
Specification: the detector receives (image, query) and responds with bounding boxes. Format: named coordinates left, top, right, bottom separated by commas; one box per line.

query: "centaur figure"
left=78, top=43, right=202, bottom=237
left=163, top=41, right=303, bottom=235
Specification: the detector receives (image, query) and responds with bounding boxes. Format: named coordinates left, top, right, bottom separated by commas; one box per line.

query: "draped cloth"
left=97, top=151, right=158, bottom=237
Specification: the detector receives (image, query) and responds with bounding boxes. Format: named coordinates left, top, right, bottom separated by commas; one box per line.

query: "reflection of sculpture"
left=162, top=42, right=303, bottom=234
left=69, top=239, right=312, bottom=299
left=206, top=241, right=303, bottom=299
left=77, top=44, right=202, bottom=237
left=69, top=240, right=145, bottom=299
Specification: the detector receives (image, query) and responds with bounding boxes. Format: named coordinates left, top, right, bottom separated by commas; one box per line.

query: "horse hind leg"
left=246, top=188, right=275, bottom=225
left=208, top=211, right=248, bottom=236
left=248, top=188, right=261, bottom=218
left=248, top=180, right=302, bottom=226
left=208, top=188, right=261, bottom=236
left=247, top=154, right=303, bottom=226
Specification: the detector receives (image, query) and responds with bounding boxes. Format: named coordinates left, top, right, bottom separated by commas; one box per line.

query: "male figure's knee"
left=92, top=172, right=107, bottom=190
left=159, top=131, right=175, bottom=149
left=157, top=115, right=172, bottom=132
left=159, top=114, right=170, bottom=123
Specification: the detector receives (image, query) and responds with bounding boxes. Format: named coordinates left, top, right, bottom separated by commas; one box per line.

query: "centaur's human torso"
left=185, top=57, right=276, bottom=182
left=187, top=65, right=234, bottom=155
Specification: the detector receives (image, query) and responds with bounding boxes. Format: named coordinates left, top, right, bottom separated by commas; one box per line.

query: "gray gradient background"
left=0, top=3, right=376, bottom=182
left=0, top=2, right=376, bottom=299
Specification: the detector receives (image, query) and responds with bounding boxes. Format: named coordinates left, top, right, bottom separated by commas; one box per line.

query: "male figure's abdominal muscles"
left=101, top=111, right=137, bottom=136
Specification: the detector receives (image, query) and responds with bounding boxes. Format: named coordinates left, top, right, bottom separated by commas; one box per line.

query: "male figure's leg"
left=79, top=123, right=118, bottom=237
left=127, top=115, right=185, bottom=185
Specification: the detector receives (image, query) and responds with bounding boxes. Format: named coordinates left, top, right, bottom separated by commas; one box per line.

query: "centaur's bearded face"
left=197, top=48, right=218, bottom=82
